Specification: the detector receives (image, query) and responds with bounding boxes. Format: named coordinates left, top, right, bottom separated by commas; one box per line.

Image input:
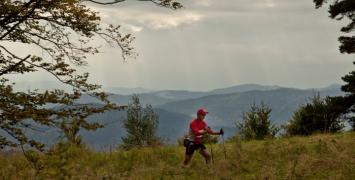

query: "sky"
left=9, top=0, right=355, bottom=91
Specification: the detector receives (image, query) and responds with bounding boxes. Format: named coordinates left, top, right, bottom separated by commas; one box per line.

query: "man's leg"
left=183, top=154, right=193, bottom=165
left=183, top=144, right=195, bottom=166
left=200, top=148, right=211, bottom=164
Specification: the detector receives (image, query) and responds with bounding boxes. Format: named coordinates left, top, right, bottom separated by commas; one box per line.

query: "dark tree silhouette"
left=0, top=0, right=181, bottom=151
left=313, top=0, right=355, bottom=130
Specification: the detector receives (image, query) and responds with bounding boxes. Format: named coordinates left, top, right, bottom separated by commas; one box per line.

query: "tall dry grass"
left=1, top=132, right=354, bottom=179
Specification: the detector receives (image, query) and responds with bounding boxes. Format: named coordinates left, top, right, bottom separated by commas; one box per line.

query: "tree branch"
left=0, top=1, right=42, bottom=41
left=0, top=54, right=31, bottom=76
left=82, top=0, right=126, bottom=5
left=82, top=0, right=182, bottom=9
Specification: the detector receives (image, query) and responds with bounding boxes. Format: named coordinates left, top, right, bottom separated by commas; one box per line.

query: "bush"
left=236, top=102, right=279, bottom=140
left=120, top=95, right=162, bottom=150
left=284, top=94, right=345, bottom=136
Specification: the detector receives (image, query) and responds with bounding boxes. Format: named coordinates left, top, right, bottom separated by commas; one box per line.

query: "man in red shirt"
left=183, top=108, right=224, bottom=166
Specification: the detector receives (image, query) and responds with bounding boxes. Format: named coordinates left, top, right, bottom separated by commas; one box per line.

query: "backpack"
left=183, top=138, right=194, bottom=147
left=183, top=119, right=195, bottom=147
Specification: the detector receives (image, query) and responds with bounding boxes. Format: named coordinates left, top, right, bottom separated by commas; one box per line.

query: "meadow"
left=1, top=132, right=354, bottom=179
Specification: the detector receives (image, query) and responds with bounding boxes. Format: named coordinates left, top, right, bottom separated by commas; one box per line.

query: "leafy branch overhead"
left=83, top=0, right=182, bottom=9
left=313, top=0, right=355, bottom=129
left=313, top=0, right=355, bottom=54
left=0, top=0, right=181, bottom=151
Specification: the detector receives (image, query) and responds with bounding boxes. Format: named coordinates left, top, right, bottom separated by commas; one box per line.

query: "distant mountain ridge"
left=208, top=84, right=281, bottom=95
left=9, top=83, right=345, bottom=149
left=76, top=84, right=291, bottom=106
left=80, top=85, right=344, bottom=148
left=156, top=87, right=344, bottom=127
left=103, top=86, right=153, bottom=95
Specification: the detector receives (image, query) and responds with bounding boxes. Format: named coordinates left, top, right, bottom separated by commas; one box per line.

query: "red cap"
left=197, top=108, right=208, bottom=116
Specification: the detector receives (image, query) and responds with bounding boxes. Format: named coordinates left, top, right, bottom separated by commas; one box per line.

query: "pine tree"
left=340, top=63, right=355, bottom=130
left=237, top=102, right=278, bottom=140
left=313, top=0, right=355, bottom=54
left=313, top=0, right=355, bottom=130
left=120, top=95, right=161, bottom=150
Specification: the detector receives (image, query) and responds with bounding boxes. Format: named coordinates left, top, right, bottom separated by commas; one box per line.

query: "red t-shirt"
left=189, top=119, right=207, bottom=144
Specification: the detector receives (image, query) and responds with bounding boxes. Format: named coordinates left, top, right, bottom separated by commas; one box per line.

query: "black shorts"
left=185, top=142, right=206, bottom=155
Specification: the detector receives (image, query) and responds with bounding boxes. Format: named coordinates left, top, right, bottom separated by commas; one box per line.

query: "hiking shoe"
left=181, top=164, right=190, bottom=169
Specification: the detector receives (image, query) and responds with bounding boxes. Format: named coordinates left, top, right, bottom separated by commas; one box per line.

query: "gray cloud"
left=9, top=0, right=354, bottom=91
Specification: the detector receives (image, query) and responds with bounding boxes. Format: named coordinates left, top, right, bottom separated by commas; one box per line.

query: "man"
left=183, top=108, right=224, bottom=166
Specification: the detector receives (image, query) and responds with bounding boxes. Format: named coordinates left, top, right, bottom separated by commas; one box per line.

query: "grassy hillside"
left=1, top=132, right=354, bottom=179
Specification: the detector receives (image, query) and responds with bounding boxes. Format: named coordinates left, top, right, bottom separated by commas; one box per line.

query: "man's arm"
left=206, top=127, right=224, bottom=135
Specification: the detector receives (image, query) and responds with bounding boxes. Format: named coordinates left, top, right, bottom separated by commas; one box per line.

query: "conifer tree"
left=120, top=95, right=161, bottom=150
left=313, top=0, right=355, bottom=55
left=237, top=102, right=278, bottom=140
left=313, top=0, right=355, bottom=130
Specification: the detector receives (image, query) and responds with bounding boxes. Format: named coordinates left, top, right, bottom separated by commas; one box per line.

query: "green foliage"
left=120, top=95, right=162, bottom=150
left=201, top=134, right=219, bottom=144
left=350, top=117, right=355, bottom=131
left=0, top=0, right=123, bottom=151
left=236, top=102, right=279, bottom=140
left=284, top=94, right=347, bottom=136
left=0, top=0, right=181, bottom=151
left=340, top=63, right=355, bottom=130
left=23, top=149, right=44, bottom=175
left=58, top=106, right=106, bottom=145
left=313, top=0, right=355, bottom=130
left=313, top=0, right=355, bottom=54
left=342, top=63, right=355, bottom=95
left=44, top=141, right=89, bottom=178
left=1, top=132, right=355, bottom=179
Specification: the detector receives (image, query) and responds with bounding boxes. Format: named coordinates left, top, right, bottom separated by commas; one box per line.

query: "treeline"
left=233, top=65, right=355, bottom=141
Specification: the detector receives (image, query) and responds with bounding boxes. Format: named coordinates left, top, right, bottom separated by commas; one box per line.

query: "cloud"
left=262, top=0, right=277, bottom=8
left=122, top=23, right=143, bottom=32
left=188, top=0, right=312, bottom=13
left=139, top=12, right=203, bottom=29
left=215, top=43, right=282, bottom=57
left=59, top=0, right=353, bottom=91
left=90, top=5, right=204, bottom=30
left=193, top=0, right=213, bottom=7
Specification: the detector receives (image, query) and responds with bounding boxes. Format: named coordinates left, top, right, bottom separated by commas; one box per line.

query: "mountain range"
left=10, top=83, right=345, bottom=149
left=75, top=84, right=344, bottom=148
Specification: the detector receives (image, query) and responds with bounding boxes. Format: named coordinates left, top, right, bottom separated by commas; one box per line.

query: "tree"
left=339, top=63, right=355, bottom=130
left=313, top=0, right=355, bottom=55
left=313, top=0, right=355, bottom=130
left=236, top=102, right=278, bottom=140
left=58, top=104, right=107, bottom=145
left=284, top=94, right=347, bottom=136
left=120, top=95, right=161, bottom=150
left=0, top=0, right=181, bottom=151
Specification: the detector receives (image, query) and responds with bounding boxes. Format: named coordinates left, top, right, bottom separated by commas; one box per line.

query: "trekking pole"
left=221, top=133, right=227, bottom=160
left=207, top=127, right=214, bottom=164
left=209, top=137, right=214, bottom=164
